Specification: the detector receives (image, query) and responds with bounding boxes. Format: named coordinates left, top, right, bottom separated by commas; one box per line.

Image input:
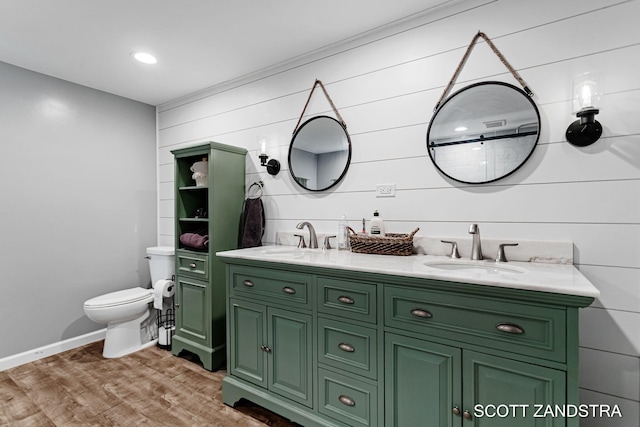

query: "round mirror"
left=289, top=115, right=352, bottom=191
left=427, top=81, right=540, bottom=184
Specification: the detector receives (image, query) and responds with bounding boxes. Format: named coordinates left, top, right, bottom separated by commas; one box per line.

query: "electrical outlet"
left=376, top=184, right=396, bottom=197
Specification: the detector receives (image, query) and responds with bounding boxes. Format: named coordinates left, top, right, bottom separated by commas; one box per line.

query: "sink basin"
left=423, top=260, right=525, bottom=275
left=261, top=248, right=301, bottom=255
left=260, top=248, right=321, bottom=257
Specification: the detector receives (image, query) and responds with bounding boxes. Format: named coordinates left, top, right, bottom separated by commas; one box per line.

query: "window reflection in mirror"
left=427, top=82, right=540, bottom=184
left=289, top=115, right=351, bottom=191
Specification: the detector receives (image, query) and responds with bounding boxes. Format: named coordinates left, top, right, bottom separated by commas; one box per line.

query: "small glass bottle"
left=338, top=214, right=350, bottom=250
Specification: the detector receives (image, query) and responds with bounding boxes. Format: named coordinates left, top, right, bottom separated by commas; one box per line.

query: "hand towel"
left=240, top=197, right=265, bottom=248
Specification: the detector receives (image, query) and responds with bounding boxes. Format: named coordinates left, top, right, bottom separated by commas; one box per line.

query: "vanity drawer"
left=229, top=265, right=311, bottom=308
left=317, top=277, right=377, bottom=323
left=176, top=251, right=209, bottom=279
left=318, top=367, right=378, bottom=427
left=318, top=317, right=377, bottom=380
left=384, top=286, right=566, bottom=363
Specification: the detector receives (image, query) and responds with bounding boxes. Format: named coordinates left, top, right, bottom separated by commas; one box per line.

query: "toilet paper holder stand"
left=156, top=295, right=175, bottom=350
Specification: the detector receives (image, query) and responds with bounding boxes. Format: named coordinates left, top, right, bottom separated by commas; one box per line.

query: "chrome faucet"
left=296, top=221, right=318, bottom=249
left=468, top=224, right=483, bottom=260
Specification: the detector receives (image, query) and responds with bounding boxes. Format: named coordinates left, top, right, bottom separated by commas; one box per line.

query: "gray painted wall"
left=0, top=61, right=157, bottom=358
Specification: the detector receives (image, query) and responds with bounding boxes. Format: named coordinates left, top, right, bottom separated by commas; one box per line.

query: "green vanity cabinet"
left=171, top=142, right=246, bottom=371
left=218, top=255, right=593, bottom=427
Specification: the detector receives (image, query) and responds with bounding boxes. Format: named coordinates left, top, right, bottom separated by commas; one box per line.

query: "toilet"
left=83, top=246, right=175, bottom=358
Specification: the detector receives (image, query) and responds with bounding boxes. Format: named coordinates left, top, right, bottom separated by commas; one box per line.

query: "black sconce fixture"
left=258, top=139, right=280, bottom=176
left=566, top=72, right=603, bottom=147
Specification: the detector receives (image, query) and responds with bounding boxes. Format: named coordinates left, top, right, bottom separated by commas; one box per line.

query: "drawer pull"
left=338, top=395, right=356, bottom=407
left=338, top=343, right=355, bottom=353
left=338, top=296, right=355, bottom=304
left=496, top=323, right=525, bottom=334
left=282, top=286, right=296, bottom=295
left=242, top=280, right=255, bottom=287
left=189, top=263, right=197, bottom=269
left=410, top=308, right=433, bottom=319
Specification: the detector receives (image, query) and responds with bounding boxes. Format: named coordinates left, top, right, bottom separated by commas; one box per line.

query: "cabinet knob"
left=189, top=263, right=197, bottom=269
left=338, top=343, right=355, bottom=353
left=337, top=295, right=355, bottom=305
left=260, top=345, right=271, bottom=353
left=282, top=286, right=296, bottom=295
left=410, top=308, right=433, bottom=319
left=175, top=303, right=180, bottom=308
left=496, top=322, right=525, bottom=334
left=452, top=406, right=461, bottom=416
left=243, top=280, right=255, bottom=287
left=338, top=395, right=356, bottom=407
left=463, top=410, right=472, bottom=420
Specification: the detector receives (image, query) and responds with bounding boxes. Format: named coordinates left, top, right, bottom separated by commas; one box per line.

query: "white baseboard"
left=0, top=329, right=106, bottom=372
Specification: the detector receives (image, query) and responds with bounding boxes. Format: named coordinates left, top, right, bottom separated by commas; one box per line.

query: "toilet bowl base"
left=102, top=309, right=157, bottom=358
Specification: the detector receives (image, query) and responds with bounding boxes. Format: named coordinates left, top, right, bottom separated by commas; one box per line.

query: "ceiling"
left=0, top=0, right=460, bottom=106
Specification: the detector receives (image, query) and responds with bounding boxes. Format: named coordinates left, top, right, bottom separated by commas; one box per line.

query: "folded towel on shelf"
left=240, top=197, right=265, bottom=248
left=180, top=233, right=209, bottom=250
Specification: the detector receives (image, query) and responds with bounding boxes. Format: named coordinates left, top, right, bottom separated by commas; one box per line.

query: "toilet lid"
left=84, top=287, right=152, bottom=308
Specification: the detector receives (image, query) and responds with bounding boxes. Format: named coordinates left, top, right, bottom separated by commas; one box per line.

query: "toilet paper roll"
left=153, top=279, right=175, bottom=310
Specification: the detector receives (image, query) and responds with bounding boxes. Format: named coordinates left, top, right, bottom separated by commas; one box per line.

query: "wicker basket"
left=348, top=227, right=419, bottom=256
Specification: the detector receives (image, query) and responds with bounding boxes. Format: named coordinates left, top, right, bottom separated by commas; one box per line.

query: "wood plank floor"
left=1, top=341, right=300, bottom=426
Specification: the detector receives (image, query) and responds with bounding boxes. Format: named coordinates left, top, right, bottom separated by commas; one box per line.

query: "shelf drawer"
left=317, top=277, right=377, bottom=323
left=176, top=251, right=209, bottom=279
left=384, top=286, right=566, bottom=363
left=318, top=367, right=378, bottom=427
left=318, top=317, right=377, bottom=380
left=229, top=265, right=311, bottom=308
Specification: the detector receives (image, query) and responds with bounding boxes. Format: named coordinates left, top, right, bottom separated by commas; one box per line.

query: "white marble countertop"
left=216, top=246, right=600, bottom=299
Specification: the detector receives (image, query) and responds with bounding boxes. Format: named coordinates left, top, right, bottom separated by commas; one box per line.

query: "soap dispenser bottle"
left=338, top=213, right=350, bottom=250
left=370, top=210, right=385, bottom=236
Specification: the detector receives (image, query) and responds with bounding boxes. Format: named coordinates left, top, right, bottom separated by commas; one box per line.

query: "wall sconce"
left=566, top=72, right=603, bottom=147
left=258, top=138, right=280, bottom=175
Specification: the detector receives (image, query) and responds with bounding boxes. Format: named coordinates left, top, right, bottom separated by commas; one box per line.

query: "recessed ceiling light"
left=132, top=52, right=157, bottom=64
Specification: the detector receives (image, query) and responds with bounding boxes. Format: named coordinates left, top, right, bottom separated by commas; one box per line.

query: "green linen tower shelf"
left=171, top=142, right=247, bottom=371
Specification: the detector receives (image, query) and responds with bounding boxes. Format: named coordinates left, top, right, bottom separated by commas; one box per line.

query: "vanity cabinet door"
left=228, top=299, right=267, bottom=388
left=268, top=306, right=313, bottom=408
left=228, top=298, right=313, bottom=408
left=464, top=350, right=566, bottom=427
left=385, top=333, right=462, bottom=427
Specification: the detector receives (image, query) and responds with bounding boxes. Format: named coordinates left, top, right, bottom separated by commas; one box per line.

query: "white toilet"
left=83, top=246, right=175, bottom=358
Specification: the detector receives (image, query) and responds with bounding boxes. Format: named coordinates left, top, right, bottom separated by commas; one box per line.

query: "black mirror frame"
left=288, top=115, right=352, bottom=192
left=427, top=81, right=541, bottom=185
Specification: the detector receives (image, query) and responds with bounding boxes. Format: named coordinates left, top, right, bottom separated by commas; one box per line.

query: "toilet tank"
left=146, top=246, right=175, bottom=285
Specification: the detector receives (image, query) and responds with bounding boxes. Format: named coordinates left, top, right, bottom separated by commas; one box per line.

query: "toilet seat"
left=84, top=287, right=152, bottom=309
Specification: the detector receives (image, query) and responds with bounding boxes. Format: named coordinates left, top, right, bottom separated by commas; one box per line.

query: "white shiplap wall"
left=157, top=0, right=640, bottom=424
